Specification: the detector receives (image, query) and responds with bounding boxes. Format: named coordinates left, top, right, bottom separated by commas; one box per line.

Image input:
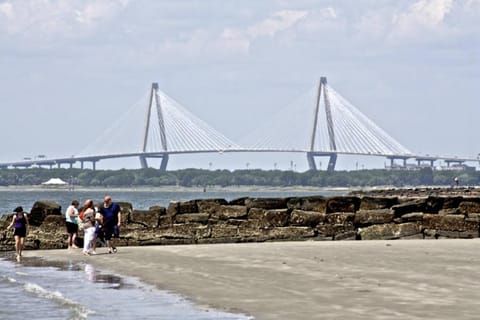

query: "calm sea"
left=0, top=188, right=345, bottom=319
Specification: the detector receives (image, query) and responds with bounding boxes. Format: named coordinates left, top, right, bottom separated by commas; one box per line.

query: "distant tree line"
left=0, top=167, right=478, bottom=188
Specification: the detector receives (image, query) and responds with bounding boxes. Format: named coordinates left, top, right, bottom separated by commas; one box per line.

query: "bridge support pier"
left=160, top=154, right=169, bottom=171
left=139, top=153, right=169, bottom=171
left=139, top=156, right=148, bottom=169
left=387, top=156, right=410, bottom=169
left=306, top=152, right=337, bottom=172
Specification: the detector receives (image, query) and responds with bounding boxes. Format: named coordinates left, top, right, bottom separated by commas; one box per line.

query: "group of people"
left=65, top=195, right=122, bottom=256
left=5, top=195, right=121, bottom=262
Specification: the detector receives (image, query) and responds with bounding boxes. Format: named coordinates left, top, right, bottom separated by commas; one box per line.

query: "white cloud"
left=75, top=1, right=129, bottom=26
left=247, top=9, right=308, bottom=38
left=213, top=9, right=308, bottom=55
left=389, top=0, right=454, bottom=42
left=0, top=2, right=13, bottom=19
left=0, top=0, right=129, bottom=38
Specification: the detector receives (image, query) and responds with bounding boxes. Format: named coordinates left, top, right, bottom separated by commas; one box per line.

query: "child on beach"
left=6, top=206, right=29, bottom=262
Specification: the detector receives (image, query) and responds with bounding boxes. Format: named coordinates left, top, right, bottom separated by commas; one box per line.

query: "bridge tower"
left=139, top=82, right=169, bottom=171
left=306, top=77, right=337, bottom=171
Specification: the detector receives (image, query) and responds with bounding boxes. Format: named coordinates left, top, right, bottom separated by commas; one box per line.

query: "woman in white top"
left=65, top=199, right=80, bottom=249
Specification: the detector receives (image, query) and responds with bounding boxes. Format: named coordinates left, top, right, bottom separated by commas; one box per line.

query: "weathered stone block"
left=174, top=213, right=210, bottom=224
left=262, top=227, right=316, bottom=240
left=326, top=197, right=360, bottom=213
left=391, top=199, right=428, bottom=217
left=466, top=213, right=480, bottom=222
left=29, top=200, right=62, bottom=226
left=214, top=205, right=248, bottom=220
left=149, top=206, right=166, bottom=215
left=158, top=215, right=173, bottom=227
left=237, top=224, right=265, bottom=239
left=398, top=212, right=424, bottom=223
left=317, top=222, right=355, bottom=237
left=435, top=230, right=478, bottom=239
left=334, top=231, right=357, bottom=240
left=178, top=200, right=198, bottom=214
left=325, top=212, right=355, bottom=225
left=358, top=223, right=422, bottom=240
left=211, top=224, right=238, bottom=238
left=197, top=199, right=228, bottom=213
left=438, top=208, right=459, bottom=215
left=166, top=200, right=198, bottom=216
left=247, top=208, right=264, bottom=220
left=129, top=210, right=160, bottom=228
left=441, top=197, right=464, bottom=209
left=354, top=209, right=394, bottom=226
left=458, top=201, right=480, bottom=215
left=229, top=197, right=248, bottom=206
left=38, top=215, right=66, bottom=233
left=422, top=214, right=479, bottom=232
left=245, top=198, right=287, bottom=210
left=290, top=210, right=326, bottom=227
left=287, top=196, right=327, bottom=212
left=359, top=197, right=398, bottom=210
left=167, top=201, right=179, bottom=216
left=261, top=209, right=290, bottom=228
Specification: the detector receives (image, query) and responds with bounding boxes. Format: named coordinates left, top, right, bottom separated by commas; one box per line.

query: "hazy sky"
left=0, top=0, right=478, bottom=171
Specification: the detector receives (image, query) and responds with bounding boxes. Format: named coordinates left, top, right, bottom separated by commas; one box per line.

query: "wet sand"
left=27, top=240, right=480, bottom=319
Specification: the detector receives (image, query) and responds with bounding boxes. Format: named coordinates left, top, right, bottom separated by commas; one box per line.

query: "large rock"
left=354, top=209, right=394, bottom=226
left=359, top=197, right=398, bottom=210
left=130, top=210, right=161, bottom=228
left=32, top=215, right=67, bottom=249
left=287, top=196, right=327, bottom=212
left=358, top=222, right=422, bottom=240
left=290, top=210, right=326, bottom=227
left=29, top=200, right=62, bottom=226
left=214, top=205, right=248, bottom=220
left=458, top=201, right=480, bottom=214
left=326, top=197, right=360, bottom=213
left=422, top=214, right=479, bottom=232
left=197, top=199, right=228, bottom=213
left=245, top=198, right=287, bottom=210
left=391, top=199, right=428, bottom=217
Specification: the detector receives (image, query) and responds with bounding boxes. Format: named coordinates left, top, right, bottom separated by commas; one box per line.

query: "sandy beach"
left=26, top=240, right=480, bottom=319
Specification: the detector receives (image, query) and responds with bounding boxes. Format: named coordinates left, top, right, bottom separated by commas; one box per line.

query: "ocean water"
left=0, top=255, right=253, bottom=320
left=0, top=188, right=345, bottom=319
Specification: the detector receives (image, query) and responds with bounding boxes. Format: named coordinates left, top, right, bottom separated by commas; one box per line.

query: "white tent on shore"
left=41, top=178, right=68, bottom=185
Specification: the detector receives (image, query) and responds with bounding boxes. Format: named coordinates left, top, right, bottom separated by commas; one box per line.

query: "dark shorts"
left=103, top=225, right=119, bottom=241
left=14, top=227, right=26, bottom=238
left=66, top=221, right=78, bottom=234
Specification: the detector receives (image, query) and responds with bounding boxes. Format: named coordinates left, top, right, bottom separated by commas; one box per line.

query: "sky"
left=0, top=0, right=479, bottom=172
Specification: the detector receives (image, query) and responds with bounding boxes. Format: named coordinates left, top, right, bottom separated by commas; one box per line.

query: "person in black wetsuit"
left=6, top=206, right=29, bottom=262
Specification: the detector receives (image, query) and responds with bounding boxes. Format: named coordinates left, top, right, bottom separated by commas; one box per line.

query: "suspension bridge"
left=1, top=77, right=477, bottom=171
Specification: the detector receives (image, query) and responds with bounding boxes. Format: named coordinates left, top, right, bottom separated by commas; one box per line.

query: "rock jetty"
left=1, top=187, right=480, bottom=251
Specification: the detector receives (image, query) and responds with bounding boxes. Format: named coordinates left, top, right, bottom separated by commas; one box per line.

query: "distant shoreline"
left=0, top=185, right=354, bottom=193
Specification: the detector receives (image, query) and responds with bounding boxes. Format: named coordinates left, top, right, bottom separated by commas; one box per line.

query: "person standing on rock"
left=98, top=196, right=121, bottom=254
left=65, top=199, right=80, bottom=250
left=6, top=206, right=29, bottom=262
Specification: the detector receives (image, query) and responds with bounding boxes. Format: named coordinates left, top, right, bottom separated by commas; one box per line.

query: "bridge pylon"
left=307, top=77, right=337, bottom=171
left=140, top=82, right=169, bottom=171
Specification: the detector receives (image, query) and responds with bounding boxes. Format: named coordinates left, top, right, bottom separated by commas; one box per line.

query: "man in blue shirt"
left=99, top=195, right=121, bottom=253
